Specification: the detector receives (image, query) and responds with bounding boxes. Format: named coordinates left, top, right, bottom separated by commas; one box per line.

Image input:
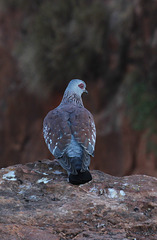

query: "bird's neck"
left=61, top=91, right=84, bottom=107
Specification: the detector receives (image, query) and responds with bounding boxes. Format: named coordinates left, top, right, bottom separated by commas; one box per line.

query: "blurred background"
left=0, top=0, right=157, bottom=177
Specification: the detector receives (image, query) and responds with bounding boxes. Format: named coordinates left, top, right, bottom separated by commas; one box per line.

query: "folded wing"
left=69, top=107, right=96, bottom=157
left=43, top=108, right=71, bottom=158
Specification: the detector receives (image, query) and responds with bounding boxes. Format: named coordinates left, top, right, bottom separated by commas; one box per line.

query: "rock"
left=0, top=160, right=157, bottom=239
left=92, top=85, right=136, bottom=176
left=92, top=83, right=157, bottom=178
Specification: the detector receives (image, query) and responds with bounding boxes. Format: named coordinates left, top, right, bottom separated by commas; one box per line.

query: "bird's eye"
left=78, top=83, right=84, bottom=89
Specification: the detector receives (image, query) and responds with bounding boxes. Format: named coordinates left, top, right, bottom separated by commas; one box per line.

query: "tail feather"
left=81, top=152, right=90, bottom=172
left=69, top=170, right=92, bottom=185
left=58, top=156, right=78, bottom=175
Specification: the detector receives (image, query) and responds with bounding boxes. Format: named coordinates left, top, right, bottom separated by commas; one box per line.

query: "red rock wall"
left=0, top=1, right=157, bottom=177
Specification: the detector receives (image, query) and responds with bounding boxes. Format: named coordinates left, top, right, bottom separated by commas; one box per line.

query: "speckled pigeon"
left=43, top=79, right=96, bottom=185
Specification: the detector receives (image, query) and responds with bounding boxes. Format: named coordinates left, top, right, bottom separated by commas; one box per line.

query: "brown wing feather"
left=43, top=108, right=71, bottom=158
left=43, top=105, right=96, bottom=160
left=69, top=107, right=96, bottom=156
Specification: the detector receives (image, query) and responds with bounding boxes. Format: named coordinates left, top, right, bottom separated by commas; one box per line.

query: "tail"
left=69, top=170, right=92, bottom=185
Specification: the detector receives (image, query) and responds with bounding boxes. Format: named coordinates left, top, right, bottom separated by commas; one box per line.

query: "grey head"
left=64, top=79, right=88, bottom=97
left=61, top=79, right=88, bottom=106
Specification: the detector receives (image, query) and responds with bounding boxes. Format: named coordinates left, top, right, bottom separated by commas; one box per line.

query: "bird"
left=43, top=79, right=96, bottom=185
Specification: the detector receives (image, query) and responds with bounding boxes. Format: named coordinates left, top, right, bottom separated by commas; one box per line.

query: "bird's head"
left=65, top=79, right=88, bottom=97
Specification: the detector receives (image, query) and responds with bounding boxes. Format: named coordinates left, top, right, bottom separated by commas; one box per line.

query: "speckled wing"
left=43, top=108, right=71, bottom=158
left=70, top=107, right=96, bottom=157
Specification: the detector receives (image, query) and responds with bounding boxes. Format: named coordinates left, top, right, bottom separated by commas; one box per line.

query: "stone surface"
left=0, top=160, right=157, bottom=239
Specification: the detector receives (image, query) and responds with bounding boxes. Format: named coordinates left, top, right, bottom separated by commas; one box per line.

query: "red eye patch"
left=78, top=83, right=84, bottom=89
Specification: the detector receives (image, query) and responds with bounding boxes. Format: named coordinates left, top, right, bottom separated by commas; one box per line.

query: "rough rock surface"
left=0, top=160, right=157, bottom=240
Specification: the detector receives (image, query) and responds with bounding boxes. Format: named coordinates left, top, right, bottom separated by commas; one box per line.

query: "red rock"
left=0, top=159, right=157, bottom=239
left=1, top=0, right=157, bottom=179
left=91, top=86, right=136, bottom=176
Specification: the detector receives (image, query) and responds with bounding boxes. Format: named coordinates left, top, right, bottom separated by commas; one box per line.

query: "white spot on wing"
left=91, top=134, right=95, bottom=143
left=58, top=136, right=62, bottom=140
left=43, top=125, right=52, bottom=145
left=52, top=143, right=58, bottom=155
left=48, top=143, right=51, bottom=151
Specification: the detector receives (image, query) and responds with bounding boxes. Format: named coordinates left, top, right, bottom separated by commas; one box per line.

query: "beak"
left=84, top=89, right=88, bottom=94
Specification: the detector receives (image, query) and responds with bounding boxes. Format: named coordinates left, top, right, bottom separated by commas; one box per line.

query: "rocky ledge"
left=0, top=160, right=157, bottom=240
